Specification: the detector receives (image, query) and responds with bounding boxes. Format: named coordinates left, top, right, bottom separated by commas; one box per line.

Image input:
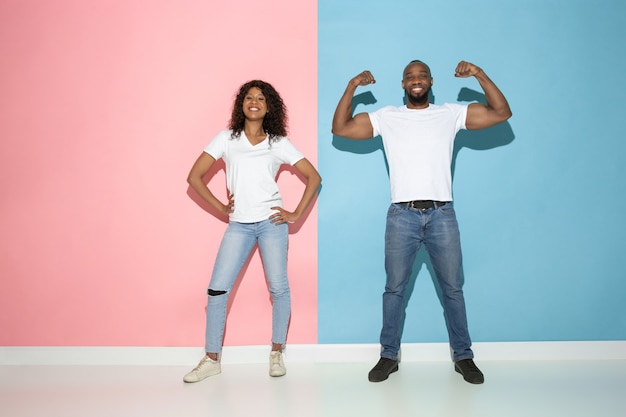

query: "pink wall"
left=0, top=0, right=318, bottom=347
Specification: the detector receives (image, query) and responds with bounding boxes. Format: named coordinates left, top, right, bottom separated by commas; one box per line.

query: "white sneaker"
left=269, top=350, right=286, bottom=377
left=183, top=355, right=221, bottom=383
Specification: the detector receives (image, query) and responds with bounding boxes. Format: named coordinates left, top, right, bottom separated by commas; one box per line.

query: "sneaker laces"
left=270, top=351, right=283, bottom=365
left=193, top=355, right=215, bottom=371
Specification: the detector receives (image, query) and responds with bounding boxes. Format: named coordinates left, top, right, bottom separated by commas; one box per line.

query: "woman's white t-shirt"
left=204, top=130, right=304, bottom=223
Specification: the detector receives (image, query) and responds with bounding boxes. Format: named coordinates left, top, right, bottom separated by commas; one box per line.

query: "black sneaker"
left=454, top=359, right=484, bottom=384
left=368, top=357, right=399, bottom=382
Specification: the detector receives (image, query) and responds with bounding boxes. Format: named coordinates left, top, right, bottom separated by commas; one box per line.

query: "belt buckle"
left=410, top=200, right=430, bottom=210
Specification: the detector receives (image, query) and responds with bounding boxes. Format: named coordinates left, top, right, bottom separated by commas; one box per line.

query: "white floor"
left=2, top=359, right=625, bottom=417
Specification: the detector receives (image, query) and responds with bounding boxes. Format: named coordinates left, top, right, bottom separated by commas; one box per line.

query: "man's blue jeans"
left=380, top=202, right=474, bottom=362
left=204, top=220, right=290, bottom=354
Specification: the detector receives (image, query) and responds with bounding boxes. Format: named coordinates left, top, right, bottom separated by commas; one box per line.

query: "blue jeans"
left=380, top=202, right=474, bottom=362
left=204, top=219, right=290, bottom=354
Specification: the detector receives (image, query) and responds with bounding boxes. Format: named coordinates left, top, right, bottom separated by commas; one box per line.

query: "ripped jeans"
left=204, top=219, right=290, bottom=354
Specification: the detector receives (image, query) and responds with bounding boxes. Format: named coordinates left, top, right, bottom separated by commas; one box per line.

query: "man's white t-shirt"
left=368, top=103, right=468, bottom=203
left=204, top=130, right=304, bottom=223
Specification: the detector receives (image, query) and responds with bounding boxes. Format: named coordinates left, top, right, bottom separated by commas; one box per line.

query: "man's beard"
left=406, top=87, right=430, bottom=106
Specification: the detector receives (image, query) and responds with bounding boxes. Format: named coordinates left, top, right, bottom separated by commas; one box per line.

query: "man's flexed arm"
left=455, top=61, right=512, bottom=130
left=332, top=71, right=376, bottom=140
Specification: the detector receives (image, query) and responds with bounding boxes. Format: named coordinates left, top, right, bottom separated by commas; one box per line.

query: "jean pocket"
left=387, top=203, right=405, bottom=216
left=439, top=203, right=455, bottom=215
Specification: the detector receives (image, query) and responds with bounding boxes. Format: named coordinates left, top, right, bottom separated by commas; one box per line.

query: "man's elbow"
left=332, top=128, right=350, bottom=139
left=331, top=118, right=353, bottom=137
left=331, top=124, right=344, bottom=136
left=493, top=108, right=512, bottom=124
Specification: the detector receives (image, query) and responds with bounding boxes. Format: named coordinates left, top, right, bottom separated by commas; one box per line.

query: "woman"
left=184, top=80, right=321, bottom=382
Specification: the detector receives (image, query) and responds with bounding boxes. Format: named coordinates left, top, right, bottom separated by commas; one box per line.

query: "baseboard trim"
left=1, top=341, right=624, bottom=366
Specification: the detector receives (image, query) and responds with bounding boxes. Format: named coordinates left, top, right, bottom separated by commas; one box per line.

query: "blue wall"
left=318, top=0, right=626, bottom=344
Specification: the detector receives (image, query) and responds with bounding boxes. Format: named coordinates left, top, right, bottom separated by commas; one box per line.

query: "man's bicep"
left=345, top=113, right=375, bottom=140
left=465, top=103, right=505, bottom=130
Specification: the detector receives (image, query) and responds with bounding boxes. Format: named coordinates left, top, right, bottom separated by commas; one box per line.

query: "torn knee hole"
left=208, top=289, right=227, bottom=296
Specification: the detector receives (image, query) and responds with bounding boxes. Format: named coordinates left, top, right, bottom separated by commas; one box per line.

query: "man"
left=332, top=60, right=512, bottom=384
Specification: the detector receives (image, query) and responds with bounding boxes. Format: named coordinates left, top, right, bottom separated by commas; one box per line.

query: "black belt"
left=400, top=200, right=448, bottom=210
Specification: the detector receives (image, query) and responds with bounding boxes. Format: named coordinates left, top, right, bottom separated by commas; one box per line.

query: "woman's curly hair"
left=229, top=80, right=288, bottom=144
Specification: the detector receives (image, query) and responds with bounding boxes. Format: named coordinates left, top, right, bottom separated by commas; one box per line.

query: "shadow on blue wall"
left=452, top=87, right=515, bottom=180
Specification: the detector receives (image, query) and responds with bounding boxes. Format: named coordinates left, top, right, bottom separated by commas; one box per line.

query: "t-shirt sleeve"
left=450, top=103, right=468, bottom=131
left=203, top=130, right=228, bottom=160
left=368, top=109, right=383, bottom=137
left=369, top=106, right=397, bottom=137
left=279, top=137, right=305, bottom=165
